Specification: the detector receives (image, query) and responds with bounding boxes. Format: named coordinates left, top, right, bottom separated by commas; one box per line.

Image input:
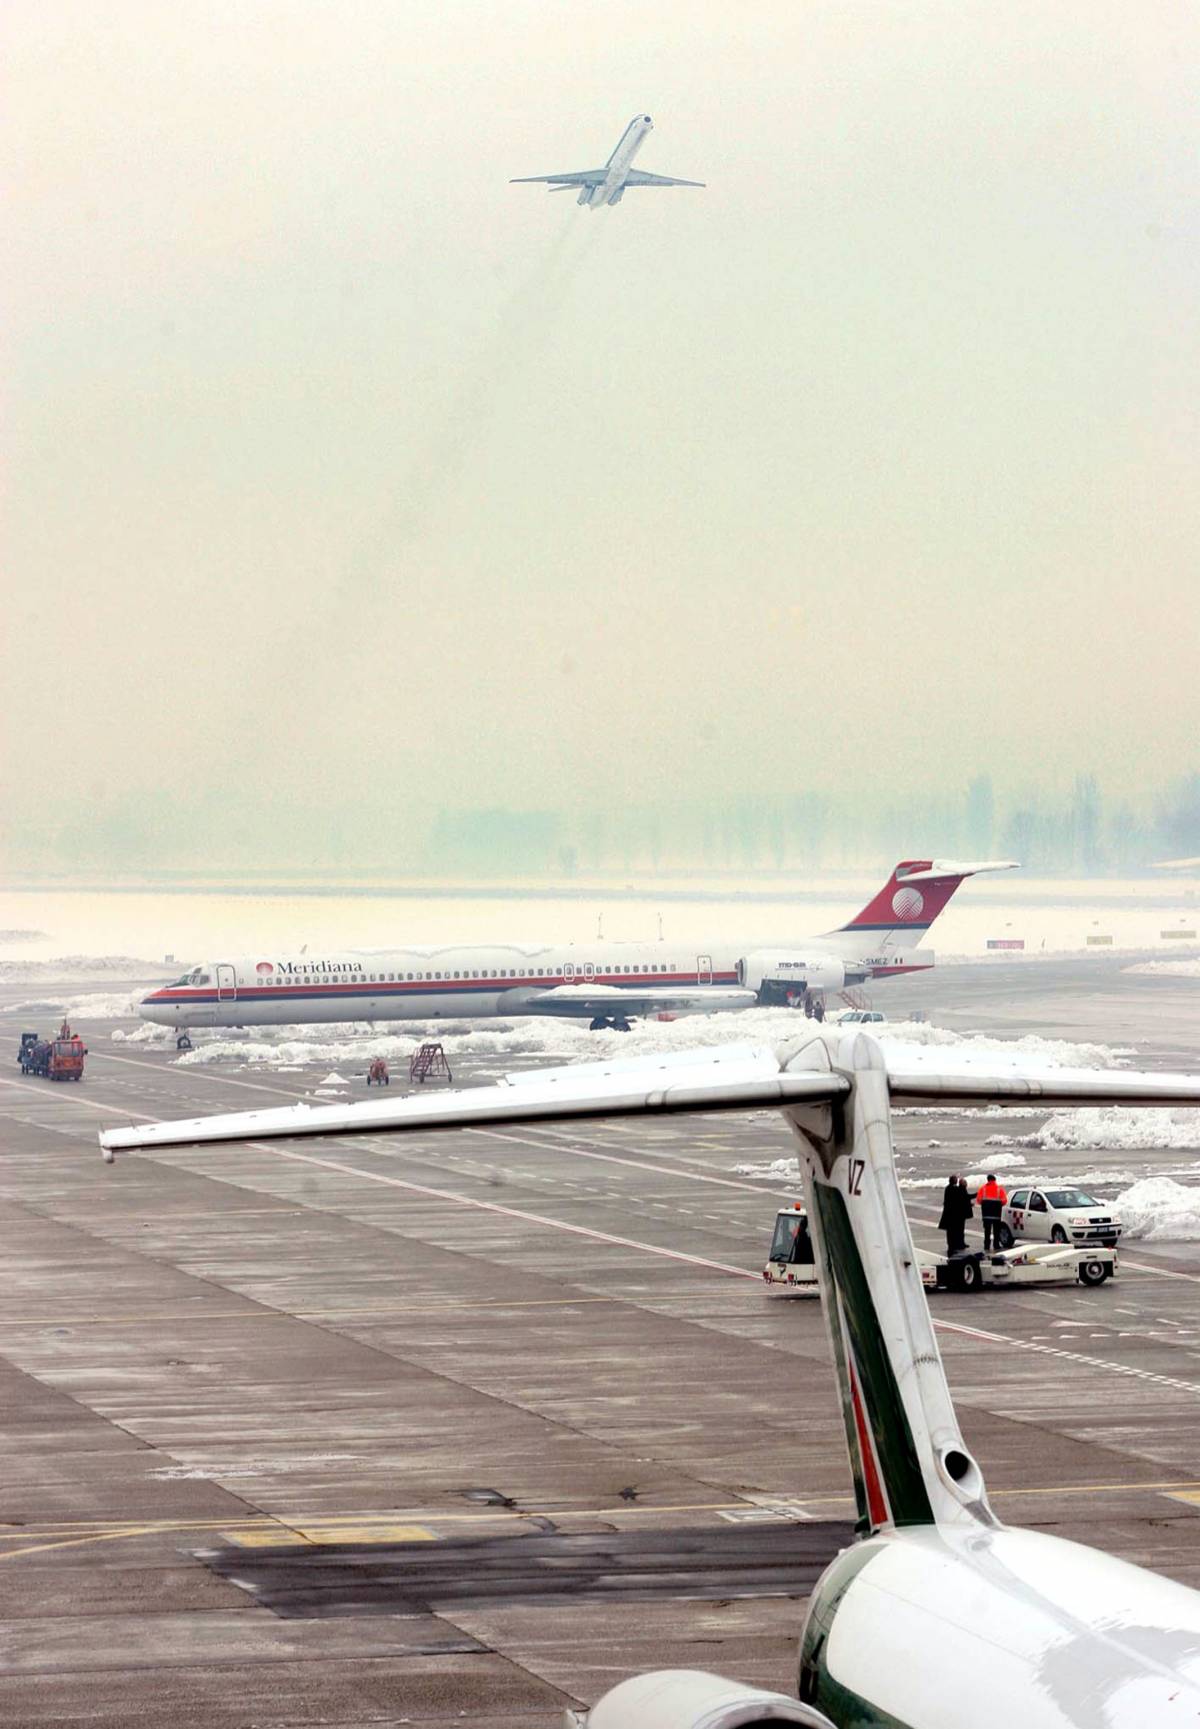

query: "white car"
left=837, top=1009, right=887, bottom=1025
left=1000, top=1185, right=1122, bottom=1250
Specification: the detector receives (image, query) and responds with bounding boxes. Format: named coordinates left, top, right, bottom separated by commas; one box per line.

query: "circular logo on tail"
left=255, top=961, right=274, bottom=975
left=891, top=887, right=925, bottom=920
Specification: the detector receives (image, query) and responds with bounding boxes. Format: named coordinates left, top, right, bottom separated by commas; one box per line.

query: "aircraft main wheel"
left=1079, top=1259, right=1110, bottom=1286
left=612, top=1017, right=632, bottom=1033
left=1050, top=1225, right=1069, bottom=1244
left=589, top=1017, right=608, bottom=1031
left=996, top=1224, right=1015, bottom=1250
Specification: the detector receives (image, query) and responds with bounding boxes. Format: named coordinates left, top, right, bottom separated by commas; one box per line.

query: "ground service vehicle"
left=768, top=1208, right=1114, bottom=1294
left=763, top=1204, right=819, bottom=1290
left=100, top=1032, right=1200, bottom=1729
left=919, top=1242, right=1116, bottom=1291
left=20, top=1024, right=87, bottom=1082
left=1000, top=1184, right=1122, bottom=1249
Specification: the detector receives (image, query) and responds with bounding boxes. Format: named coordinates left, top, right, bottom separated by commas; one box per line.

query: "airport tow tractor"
left=763, top=1204, right=819, bottom=1291
left=917, top=1241, right=1117, bottom=1292
left=764, top=1203, right=1116, bottom=1294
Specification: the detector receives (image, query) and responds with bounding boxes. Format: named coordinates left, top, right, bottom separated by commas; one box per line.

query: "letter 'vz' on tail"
left=829, top=857, right=1019, bottom=964
left=785, top=1032, right=996, bottom=1537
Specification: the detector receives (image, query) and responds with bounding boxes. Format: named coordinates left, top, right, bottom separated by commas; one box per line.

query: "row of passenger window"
left=256, top=963, right=682, bottom=985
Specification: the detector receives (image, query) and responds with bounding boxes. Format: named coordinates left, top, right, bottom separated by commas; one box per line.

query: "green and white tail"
left=781, top=1031, right=996, bottom=1537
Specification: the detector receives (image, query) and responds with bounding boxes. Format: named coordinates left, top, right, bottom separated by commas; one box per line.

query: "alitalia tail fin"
left=778, top=1029, right=1200, bottom=1539
left=781, top=1031, right=996, bottom=1537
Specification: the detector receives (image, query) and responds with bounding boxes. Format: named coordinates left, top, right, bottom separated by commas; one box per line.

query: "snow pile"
left=14, top=987, right=150, bottom=1018
left=63, top=989, right=146, bottom=1019
left=165, top=1010, right=1134, bottom=1079
left=112, top=1022, right=173, bottom=1045
left=1114, top=1177, right=1200, bottom=1241
left=321, top=1072, right=350, bottom=1086
left=0, top=956, right=174, bottom=984
left=896, top=1105, right=1006, bottom=1119
left=734, top=1158, right=802, bottom=1181
left=985, top=1108, right=1200, bottom=1154
left=1125, top=959, right=1200, bottom=979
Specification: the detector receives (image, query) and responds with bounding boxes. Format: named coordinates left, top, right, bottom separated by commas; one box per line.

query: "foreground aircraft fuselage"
left=100, top=1030, right=1200, bottom=1727
left=138, top=859, right=1015, bottom=1035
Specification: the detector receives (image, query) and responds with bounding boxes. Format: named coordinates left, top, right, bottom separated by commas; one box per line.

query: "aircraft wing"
left=622, top=170, right=706, bottom=188
left=509, top=169, right=607, bottom=185
left=509, top=982, right=758, bottom=1018
left=98, top=1044, right=849, bottom=1156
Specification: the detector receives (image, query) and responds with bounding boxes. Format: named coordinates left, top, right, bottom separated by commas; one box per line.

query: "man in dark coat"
left=938, top=1176, right=970, bottom=1256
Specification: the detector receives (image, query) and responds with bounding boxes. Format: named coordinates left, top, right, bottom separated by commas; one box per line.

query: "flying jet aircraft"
left=137, top=858, right=1015, bottom=1043
left=511, top=113, right=704, bottom=207
left=99, top=1031, right=1200, bottom=1727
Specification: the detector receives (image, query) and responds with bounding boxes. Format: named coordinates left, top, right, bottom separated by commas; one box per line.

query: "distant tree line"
left=7, top=769, right=1200, bottom=880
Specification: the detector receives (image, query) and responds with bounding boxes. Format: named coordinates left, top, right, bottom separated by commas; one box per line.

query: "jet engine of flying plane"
left=138, top=858, right=1016, bottom=1043
left=100, top=1032, right=1200, bottom=1727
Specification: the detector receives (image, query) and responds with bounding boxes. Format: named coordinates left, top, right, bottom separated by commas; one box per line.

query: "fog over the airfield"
left=4, top=0, right=1198, bottom=865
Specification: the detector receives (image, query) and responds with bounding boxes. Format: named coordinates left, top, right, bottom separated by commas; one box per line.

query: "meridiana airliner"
left=139, top=859, right=1015, bottom=1045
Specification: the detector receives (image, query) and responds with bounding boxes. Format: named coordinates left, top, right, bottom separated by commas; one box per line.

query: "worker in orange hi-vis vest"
left=976, top=1173, right=1009, bottom=1254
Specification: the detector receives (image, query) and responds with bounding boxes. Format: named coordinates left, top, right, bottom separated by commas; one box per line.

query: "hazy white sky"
left=5, top=0, right=1198, bottom=837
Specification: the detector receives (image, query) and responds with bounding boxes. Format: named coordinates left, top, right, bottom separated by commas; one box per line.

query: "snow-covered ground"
left=111, top=1010, right=1137, bottom=1089
left=1124, top=958, right=1200, bottom=979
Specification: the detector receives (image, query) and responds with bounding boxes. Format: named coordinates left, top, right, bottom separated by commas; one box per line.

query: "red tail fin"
left=836, top=859, right=1017, bottom=936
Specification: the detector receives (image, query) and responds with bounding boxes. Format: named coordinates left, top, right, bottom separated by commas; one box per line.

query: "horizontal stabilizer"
left=890, top=1064, right=1200, bottom=1108
left=623, top=169, right=706, bottom=188
left=98, top=1056, right=849, bottom=1156
left=509, top=169, right=605, bottom=185
left=896, top=858, right=1018, bottom=883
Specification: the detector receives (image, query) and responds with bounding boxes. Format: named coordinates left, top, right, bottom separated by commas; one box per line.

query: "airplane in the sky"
left=137, top=858, right=1016, bottom=1044
left=99, top=1029, right=1200, bottom=1727
left=511, top=113, right=704, bottom=207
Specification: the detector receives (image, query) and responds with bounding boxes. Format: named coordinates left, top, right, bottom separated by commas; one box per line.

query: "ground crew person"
left=939, top=1176, right=972, bottom=1255
left=976, top=1172, right=1008, bottom=1253
left=938, top=1177, right=960, bottom=1256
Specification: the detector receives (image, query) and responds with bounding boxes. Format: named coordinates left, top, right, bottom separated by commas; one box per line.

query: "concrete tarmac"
left=0, top=958, right=1198, bottom=1724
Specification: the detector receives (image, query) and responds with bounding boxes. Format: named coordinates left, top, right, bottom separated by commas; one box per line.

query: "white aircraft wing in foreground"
left=99, top=1031, right=1200, bottom=1729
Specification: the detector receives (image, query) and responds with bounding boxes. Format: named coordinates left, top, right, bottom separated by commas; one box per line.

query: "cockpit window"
left=195, top=973, right=211, bottom=985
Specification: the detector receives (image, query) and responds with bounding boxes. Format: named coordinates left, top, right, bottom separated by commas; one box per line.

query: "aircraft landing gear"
left=589, top=1016, right=633, bottom=1032
left=175, top=1031, right=193, bottom=1052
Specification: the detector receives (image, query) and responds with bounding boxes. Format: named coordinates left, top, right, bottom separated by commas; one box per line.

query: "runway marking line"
left=222, top=1521, right=433, bottom=1548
